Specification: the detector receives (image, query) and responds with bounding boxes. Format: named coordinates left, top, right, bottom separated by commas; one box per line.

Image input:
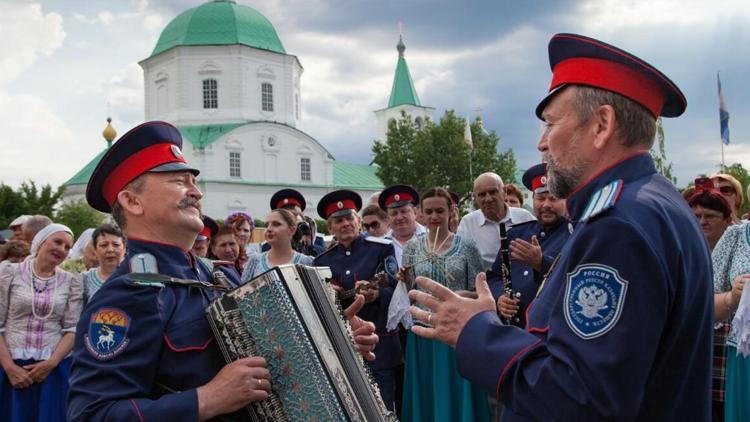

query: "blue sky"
left=1, top=0, right=749, bottom=189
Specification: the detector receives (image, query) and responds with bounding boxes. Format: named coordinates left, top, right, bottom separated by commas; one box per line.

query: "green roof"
left=387, top=38, right=421, bottom=108
left=63, top=148, right=107, bottom=186
left=150, top=0, right=286, bottom=58
left=178, top=123, right=246, bottom=149
left=333, top=162, right=384, bottom=190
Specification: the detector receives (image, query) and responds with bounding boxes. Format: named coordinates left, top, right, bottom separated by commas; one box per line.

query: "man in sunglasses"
left=361, top=205, right=390, bottom=238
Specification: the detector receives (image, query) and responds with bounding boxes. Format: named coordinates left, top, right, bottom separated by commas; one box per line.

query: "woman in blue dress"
left=399, top=187, right=489, bottom=422
left=242, top=209, right=313, bottom=282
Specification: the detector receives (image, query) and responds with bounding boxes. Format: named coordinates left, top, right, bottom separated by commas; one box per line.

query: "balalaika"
left=205, top=264, right=397, bottom=422
left=500, top=222, right=521, bottom=326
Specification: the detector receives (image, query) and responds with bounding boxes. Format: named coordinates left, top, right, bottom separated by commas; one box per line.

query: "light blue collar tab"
left=580, top=179, right=623, bottom=222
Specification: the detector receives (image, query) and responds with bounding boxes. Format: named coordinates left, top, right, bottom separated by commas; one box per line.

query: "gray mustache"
left=177, top=197, right=200, bottom=210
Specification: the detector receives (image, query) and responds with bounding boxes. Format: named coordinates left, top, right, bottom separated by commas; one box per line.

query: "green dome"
left=150, top=0, right=286, bottom=58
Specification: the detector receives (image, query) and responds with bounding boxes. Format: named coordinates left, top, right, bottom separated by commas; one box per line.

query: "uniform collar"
left=566, top=152, right=656, bottom=220
left=540, top=216, right=568, bottom=234
left=125, top=237, right=198, bottom=272
left=336, top=234, right=365, bottom=251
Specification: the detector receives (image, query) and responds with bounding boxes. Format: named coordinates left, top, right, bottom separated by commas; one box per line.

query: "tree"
left=651, top=118, right=676, bottom=184
left=0, top=180, right=64, bottom=228
left=55, top=199, right=107, bottom=238
left=718, top=162, right=750, bottom=215
left=372, top=110, right=517, bottom=198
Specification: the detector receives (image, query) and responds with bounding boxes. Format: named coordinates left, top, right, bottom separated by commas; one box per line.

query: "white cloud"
left=576, top=0, right=750, bottom=33
left=0, top=3, right=65, bottom=84
left=0, top=93, right=78, bottom=187
left=97, top=11, right=115, bottom=25
left=143, top=13, right=164, bottom=32
left=105, top=62, right=145, bottom=123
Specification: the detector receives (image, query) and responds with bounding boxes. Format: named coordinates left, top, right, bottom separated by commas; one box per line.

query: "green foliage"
left=54, top=199, right=107, bottom=238
left=372, top=110, right=517, bottom=198
left=651, top=118, right=676, bottom=184
left=0, top=181, right=64, bottom=228
left=719, top=162, right=750, bottom=215
left=315, top=219, right=329, bottom=235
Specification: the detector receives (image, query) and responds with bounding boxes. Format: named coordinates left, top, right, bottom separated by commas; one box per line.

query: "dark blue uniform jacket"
left=313, top=235, right=402, bottom=370
left=488, top=218, right=571, bottom=327
left=456, top=153, right=712, bottom=421
left=68, top=238, right=231, bottom=421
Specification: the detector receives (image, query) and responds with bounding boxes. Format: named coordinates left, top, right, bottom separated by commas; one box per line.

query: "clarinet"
left=500, top=222, right=521, bottom=326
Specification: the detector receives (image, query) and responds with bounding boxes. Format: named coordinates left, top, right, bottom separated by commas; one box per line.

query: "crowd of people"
left=0, top=32, right=747, bottom=421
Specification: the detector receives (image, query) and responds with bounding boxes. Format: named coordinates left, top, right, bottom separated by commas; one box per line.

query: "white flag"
left=464, top=118, right=473, bottom=150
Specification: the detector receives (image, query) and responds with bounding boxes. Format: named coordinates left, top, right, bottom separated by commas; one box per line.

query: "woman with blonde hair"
left=242, top=208, right=313, bottom=281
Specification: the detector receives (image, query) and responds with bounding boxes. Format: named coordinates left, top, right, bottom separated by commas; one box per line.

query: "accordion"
left=205, top=264, right=397, bottom=422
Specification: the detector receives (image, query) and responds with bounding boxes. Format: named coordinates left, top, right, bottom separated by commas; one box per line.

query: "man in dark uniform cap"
left=314, top=189, right=402, bottom=411
left=408, top=33, right=712, bottom=420
left=379, top=184, right=425, bottom=266
left=191, top=215, right=218, bottom=258
left=489, top=163, right=570, bottom=328
left=67, top=121, right=379, bottom=421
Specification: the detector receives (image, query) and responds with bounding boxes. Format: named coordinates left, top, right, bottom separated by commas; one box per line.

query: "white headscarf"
left=30, top=223, right=74, bottom=257
left=67, top=227, right=95, bottom=261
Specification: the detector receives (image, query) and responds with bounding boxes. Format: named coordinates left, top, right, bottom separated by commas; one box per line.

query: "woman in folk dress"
left=399, top=187, right=489, bottom=422
left=0, top=223, right=83, bottom=421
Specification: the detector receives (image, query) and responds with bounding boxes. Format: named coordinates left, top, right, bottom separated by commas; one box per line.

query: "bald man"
left=457, top=172, right=535, bottom=270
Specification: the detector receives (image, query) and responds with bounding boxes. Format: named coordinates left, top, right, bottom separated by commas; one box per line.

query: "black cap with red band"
left=270, top=188, right=306, bottom=211
left=86, top=121, right=199, bottom=213
left=317, top=190, right=362, bottom=220
left=197, top=215, right=219, bottom=241
left=522, top=163, right=549, bottom=194
left=536, top=33, right=686, bottom=119
left=378, top=184, right=419, bottom=211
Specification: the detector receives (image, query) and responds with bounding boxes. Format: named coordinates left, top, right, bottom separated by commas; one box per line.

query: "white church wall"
left=141, top=45, right=302, bottom=127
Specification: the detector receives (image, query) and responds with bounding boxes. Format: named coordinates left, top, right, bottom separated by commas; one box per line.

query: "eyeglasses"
left=362, top=221, right=381, bottom=230
left=719, top=186, right=736, bottom=195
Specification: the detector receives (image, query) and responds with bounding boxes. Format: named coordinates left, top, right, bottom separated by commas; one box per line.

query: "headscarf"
left=67, top=227, right=95, bottom=261
left=30, top=223, right=74, bottom=257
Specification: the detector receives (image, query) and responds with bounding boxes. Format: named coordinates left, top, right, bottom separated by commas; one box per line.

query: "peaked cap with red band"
left=536, top=33, right=687, bottom=119
left=270, top=188, right=306, bottom=211
left=522, top=163, right=549, bottom=193
left=197, top=215, right=219, bottom=241
left=317, top=190, right=362, bottom=220
left=378, top=184, right=419, bottom=211
left=86, top=121, right=199, bottom=213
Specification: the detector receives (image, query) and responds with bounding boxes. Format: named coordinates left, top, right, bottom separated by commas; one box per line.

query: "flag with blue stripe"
left=718, top=73, right=730, bottom=145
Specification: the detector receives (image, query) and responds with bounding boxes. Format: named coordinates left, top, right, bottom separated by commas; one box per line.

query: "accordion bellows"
left=206, top=264, right=397, bottom=421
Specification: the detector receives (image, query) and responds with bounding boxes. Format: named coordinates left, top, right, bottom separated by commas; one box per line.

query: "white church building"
left=63, top=0, right=431, bottom=220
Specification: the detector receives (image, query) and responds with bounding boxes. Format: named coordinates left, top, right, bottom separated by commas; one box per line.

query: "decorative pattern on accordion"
left=206, top=264, right=396, bottom=422
left=235, top=279, right=347, bottom=420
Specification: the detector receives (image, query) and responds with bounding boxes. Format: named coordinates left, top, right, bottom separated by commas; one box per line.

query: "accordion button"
left=345, top=270, right=351, bottom=275
left=345, top=251, right=351, bottom=256
left=524, top=270, right=529, bottom=276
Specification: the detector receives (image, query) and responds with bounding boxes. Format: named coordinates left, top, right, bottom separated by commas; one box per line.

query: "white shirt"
left=457, top=207, right=536, bottom=271
left=387, top=223, right=427, bottom=266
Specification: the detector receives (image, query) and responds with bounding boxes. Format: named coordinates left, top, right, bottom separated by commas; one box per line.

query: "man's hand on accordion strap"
left=196, top=356, right=271, bottom=421
left=344, top=294, right=379, bottom=361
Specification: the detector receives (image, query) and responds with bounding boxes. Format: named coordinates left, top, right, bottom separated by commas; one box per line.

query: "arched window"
left=261, top=82, right=274, bottom=112
left=202, top=79, right=218, bottom=109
